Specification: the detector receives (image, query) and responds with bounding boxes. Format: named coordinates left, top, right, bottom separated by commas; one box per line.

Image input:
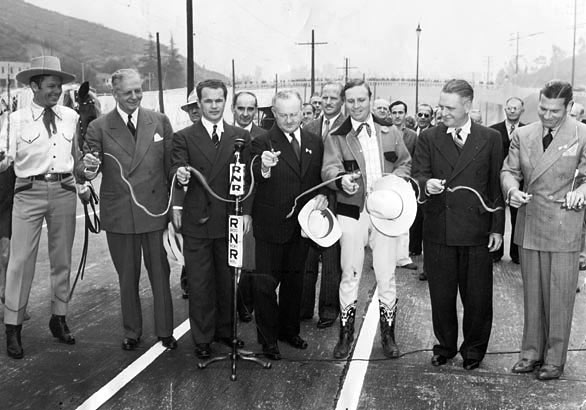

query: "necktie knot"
left=126, top=114, right=136, bottom=139
left=510, top=123, right=516, bottom=135
left=357, top=123, right=371, bottom=137
left=543, top=128, right=553, bottom=151
left=453, top=128, right=464, bottom=149
left=211, top=124, right=219, bottom=148
left=322, top=119, right=331, bottom=138
left=43, top=108, right=57, bottom=136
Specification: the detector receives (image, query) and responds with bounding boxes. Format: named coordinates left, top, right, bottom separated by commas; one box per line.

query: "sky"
left=25, top=0, right=586, bottom=82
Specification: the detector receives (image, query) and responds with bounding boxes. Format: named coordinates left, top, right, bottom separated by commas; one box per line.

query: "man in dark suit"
left=489, top=97, right=525, bottom=264
left=412, top=79, right=504, bottom=371
left=172, top=79, right=251, bottom=360
left=252, top=89, right=327, bottom=360
left=300, top=82, right=345, bottom=329
left=83, top=68, right=176, bottom=351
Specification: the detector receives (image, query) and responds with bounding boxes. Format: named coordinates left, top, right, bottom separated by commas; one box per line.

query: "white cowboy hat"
left=181, top=89, right=199, bottom=112
left=366, top=174, right=417, bottom=237
left=163, top=222, right=184, bottom=265
left=298, top=197, right=342, bottom=247
left=16, top=56, right=76, bottom=85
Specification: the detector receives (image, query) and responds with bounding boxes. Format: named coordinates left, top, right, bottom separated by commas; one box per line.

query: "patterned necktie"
left=453, top=128, right=464, bottom=149
left=127, top=114, right=136, bottom=140
left=290, top=133, right=300, bottom=161
left=543, top=128, right=553, bottom=151
left=356, top=122, right=371, bottom=137
left=43, top=108, right=57, bottom=136
left=322, top=119, right=331, bottom=138
left=212, top=124, right=219, bottom=148
left=509, top=123, right=516, bottom=136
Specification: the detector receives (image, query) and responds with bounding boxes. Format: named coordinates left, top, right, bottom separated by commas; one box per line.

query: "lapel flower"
left=305, top=148, right=312, bottom=154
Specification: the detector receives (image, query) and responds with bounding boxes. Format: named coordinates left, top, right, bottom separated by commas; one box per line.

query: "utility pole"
left=336, top=57, right=358, bottom=84
left=296, top=29, right=327, bottom=96
left=186, top=0, right=194, bottom=96
left=275, top=73, right=278, bottom=94
left=81, top=62, right=85, bottom=83
left=232, top=59, right=236, bottom=92
left=515, top=32, right=520, bottom=74
left=415, top=23, right=422, bottom=114
left=571, top=0, right=577, bottom=85
left=156, top=32, right=165, bottom=113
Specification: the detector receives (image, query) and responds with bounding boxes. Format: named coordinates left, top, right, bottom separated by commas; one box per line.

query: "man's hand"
left=243, top=214, right=252, bottom=235
left=564, top=190, right=585, bottom=210
left=312, top=194, right=328, bottom=210
left=176, top=166, right=191, bottom=186
left=83, top=152, right=101, bottom=180
left=425, top=178, right=446, bottom=195
left=172, top=208, right=182, bottom=231
left=509, top=188, right=532, bottom=208
left=341, top=173, right=360, bottom=195
left=77, top=183, right=91, bottom=204
left=488, top=233, right=503, bottom=252
left=261, top=150, right=281, bottom=171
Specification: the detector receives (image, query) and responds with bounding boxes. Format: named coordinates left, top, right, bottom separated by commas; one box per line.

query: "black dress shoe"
left=419, top=272, right=428, bottom=281
left=536, top=364, right=563, bottom=380
left=279, top=335, right=308, bottom=349
left=431, top=354, right=448, bottom=366
left=316, top=318, right=336, bottom=329
left=409, top=252, right=422, bottom=257
left=511, top=358, right=542, bottom=373
left=6, top=324, right=24, bottom=359
left=238, top=311, right=253, bottom=323
left=463, top=358, right=481, bottom=370
left=122, top=337, right=140, bottom=351
left=158, top=336, right=178, bottom=350
left=262, top=343, right=281, bottom=360
left=194, top=343, right=211, bottom=359
left=214, top=336, right=245, bottom=348
left=511, top=257, right=520, bottom=264
left=49, top=315, right=75, bottom=345
left=399, top=262, right=418, bottom=270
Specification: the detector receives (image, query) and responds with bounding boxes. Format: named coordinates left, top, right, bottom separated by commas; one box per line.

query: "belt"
left=29, top=173, right=72, bottom=182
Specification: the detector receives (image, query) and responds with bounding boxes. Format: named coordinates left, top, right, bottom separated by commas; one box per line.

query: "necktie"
left=356, top=123, right=371, bottom=137
left=509, top=123, right=516, bottom=136
left=290, top=133, right=300, bottom=161
left=212, top=124, right=219, bottom=148
left=42, top=108, right=57, bottom=136
left=322, top=119, right=331, bottom=138
left=453, top=128, right=464, bottom=149
left=543, top=128, right=553, bottom=151
left=127, top=114, right=136, bottom=140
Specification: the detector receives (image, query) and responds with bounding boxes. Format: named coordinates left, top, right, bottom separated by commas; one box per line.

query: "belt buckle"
left=44, top=173, right=53, bottom=181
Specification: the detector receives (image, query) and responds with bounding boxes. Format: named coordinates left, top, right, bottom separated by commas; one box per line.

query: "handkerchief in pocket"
left=153, top=133, right=163, bottom=142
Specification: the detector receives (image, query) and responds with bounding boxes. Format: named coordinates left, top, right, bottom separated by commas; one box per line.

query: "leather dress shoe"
left=49, top=315, right=75, bottom=345
left=214, top=336, right=245, bottom=348
left=399, top=262, right=418, bottom=270
left=511, top=257, right=520, bottom=264
left=536, top=364, right=563, bottom=380
left=158, top=336, right=178, bottom=350
left=122, top=337, right=140, bottom=351
left=463, top=358, right=481, bottom=370
left=194, top=343, right=211, bottom=359
left=511, top=358, right=542, bottom=374
left=262, top=343, right=281, bottom=360
left=238, top=310, right=253, bottom=323
left=279, top=335, right=308, bottom=349
left=419, top=272, right=428, bottom=281
left=431, top=354, right=448, bottom=366
left=6, top=324, right=24, bottom=359
left=316, top=318, right=336, bottom=329
left=409, top=252, right=421, bottom=257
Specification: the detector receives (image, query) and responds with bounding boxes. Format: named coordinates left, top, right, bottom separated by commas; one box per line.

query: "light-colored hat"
left=181, top=89, right=199, bottom=112
left=366, top=174, right=417, bottom=237
left=163, top=222, right=184, bottom=265
left=298, top=197, right=342, bottom=247
left=16, top=56, right=76, bottom=85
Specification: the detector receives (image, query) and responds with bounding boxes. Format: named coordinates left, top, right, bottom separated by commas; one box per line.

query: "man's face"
left=302, top=105, right=315, bottom=125
left=321, top=84, right=343, bottom=118
left=537, top=95, right=568, bottom=129
left=372, top=100, right=390, bottom=121
left=434, top=109, right=443, bottom=124
left=345, top=85, right=371, bottom=123
left=187, top=104, right=201, bottom=123
left=390, top=104, right=406, bottom=127
left=310, top=96, right=322, bottom=116
left=505, top=99, right=524, bottom=122
left=273, top=96, right=302, bottom=134
left=113, top=74, right=143, bottom=114
left=233, top=93, right=257, bottom=128
left=32, top=75, right=63, bottom=108
left=416, top=106, right=433, bottom=128
left=438, top=92, right=471, bottom=128
left=570, top=102, right=584, bottom=121
left=200, top=87, right=226, bottom=123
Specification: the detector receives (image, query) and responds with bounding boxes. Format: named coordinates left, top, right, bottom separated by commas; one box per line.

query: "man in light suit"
left=83, top=68, right=176, bottom=351
left=502, top=80, right=586, bottom=380
left=413, top=79, right=504, bottom=371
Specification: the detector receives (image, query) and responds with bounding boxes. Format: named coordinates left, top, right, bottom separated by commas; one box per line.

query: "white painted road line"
left=335, top=288, right=380, bottom=410
left=76, top=319, right=191, bottom=410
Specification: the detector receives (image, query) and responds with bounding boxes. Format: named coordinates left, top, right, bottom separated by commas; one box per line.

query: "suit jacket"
left=171, top=120, right=251, bottom=239
left=501, top=118, right=586, bottom=251
left=303, top=113, right=346, bottom=141
left=412, top=122, right=505, bottom=246
left=251, top=125, right=324, bottom=244
left=84, top=107, right=173, bottom=234
left=490, top=120, right=526, bottom=160
left=249, top=123, right=266, bottom=140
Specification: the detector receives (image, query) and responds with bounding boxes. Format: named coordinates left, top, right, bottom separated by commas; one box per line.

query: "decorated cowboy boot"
left=379, top=299, right=400, bottom=359
left=333, top=303, right=356, bottom=359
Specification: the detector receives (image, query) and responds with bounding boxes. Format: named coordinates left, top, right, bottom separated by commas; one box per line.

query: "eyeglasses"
left=417, top=112, right=430, bottom=118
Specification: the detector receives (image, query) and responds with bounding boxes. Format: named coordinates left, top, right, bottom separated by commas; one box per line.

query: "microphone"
left=234, top=138, right=245, bottom=153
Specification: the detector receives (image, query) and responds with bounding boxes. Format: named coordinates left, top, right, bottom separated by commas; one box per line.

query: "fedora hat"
left=163, top=222, right=184, bottom=265
left=16, top=56, right=76, bottom=85
left=366, top=174, right=417, bottom=237
left=298, top=197, right=342, bottom=247
left=181, top=89, right=199, bottom=112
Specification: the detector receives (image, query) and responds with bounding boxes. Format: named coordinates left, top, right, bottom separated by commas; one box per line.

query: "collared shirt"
left=284, top=127, right=301, bottom=147
left=117, top=105, right=138, bottom=129
left=447, top=116, right=472, bottom=145
left=201, top=116, right=224, bottom=141
left=0, top=101, right=79, bottom=178
left=351, top=114, right=381, bottom=192
left=322, top=112, right=342, bottom=134
left=238, top=123, right=253, bottom=133
left=505, top=119, right=520, bottom=139
left=543, top=121, right=562, bottom=138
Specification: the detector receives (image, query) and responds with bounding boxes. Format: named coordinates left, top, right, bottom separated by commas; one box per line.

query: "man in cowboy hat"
left=0, top=55, right=83, bottom=359
left=322, top=79, right=411, bottom=359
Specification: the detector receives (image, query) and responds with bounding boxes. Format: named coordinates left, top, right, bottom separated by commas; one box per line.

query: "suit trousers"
left=518, top=248, right=580, bottom=367
left=106, top=230, right=173, bottom=340
left=338, top=211, right=398, bottom=311
left=183, top=235, right=232, bottom=344
left=409, top=205, right=423, bottom=255
left=395, top=232, right=414, bottom=266
left=509, top=206, right=519, bottom=261
left=4, top=178, right=76, bottom=325
left=237, top=227, right=255, bottom=315
left=424, top=240, right=493, bottom=361
left=253, top=236, right=309, bottom=345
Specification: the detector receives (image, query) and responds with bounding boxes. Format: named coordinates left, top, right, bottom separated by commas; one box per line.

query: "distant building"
left=0, top=61, right=30, bottom=88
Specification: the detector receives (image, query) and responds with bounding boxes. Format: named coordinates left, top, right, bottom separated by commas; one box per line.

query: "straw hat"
left=181, top=89, right=199, bottom=112
left=298, top=197, right=342, bottom=247
left=163, top=222, right=184, bottom=265
left=16, top=56, right=75, bottom=85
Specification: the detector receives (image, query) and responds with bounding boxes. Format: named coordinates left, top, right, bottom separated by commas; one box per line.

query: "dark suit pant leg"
left=106, top=232, right=143, bottom=340
left=212, top=238, right=233, bottom=339
left=238, top=228, right=255, bottom=315
left=141, top=229, right=174, bottom=338
left=409, top=205, right=423, bottom=255
left=278, top=237, right=309, bottom=339
left=300, top=243, right=320, bottom=319
left=509, top=206, right=519, bottom=261
left=318, top=242, right=341, bottom=321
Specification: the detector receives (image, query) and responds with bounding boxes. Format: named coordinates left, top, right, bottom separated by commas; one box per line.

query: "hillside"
left=0, top=0, right=228, bottom=90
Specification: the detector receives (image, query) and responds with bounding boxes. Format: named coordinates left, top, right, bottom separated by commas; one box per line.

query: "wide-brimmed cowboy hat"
left=163, top=222, right=184, bottom=265
left=298, top=197, right=342, bottom=247
left=181, top=89, right=199, bottom=112
left=16, top=56, right=76, bottom=85
left=366, top=174, right=417, bottom=237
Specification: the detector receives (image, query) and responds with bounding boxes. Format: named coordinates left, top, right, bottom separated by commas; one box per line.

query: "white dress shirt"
left=201, top=116, right=224, bottom=141
left=351, top=114, right=381, bottom=192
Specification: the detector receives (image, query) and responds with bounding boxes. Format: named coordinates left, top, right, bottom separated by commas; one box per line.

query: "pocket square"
left=562, top=143, right=578, bottom=157
left=153, top=133, right=163, bottom=142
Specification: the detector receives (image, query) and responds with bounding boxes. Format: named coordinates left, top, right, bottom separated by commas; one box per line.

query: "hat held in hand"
left=298, top=197, right=342, bottom=247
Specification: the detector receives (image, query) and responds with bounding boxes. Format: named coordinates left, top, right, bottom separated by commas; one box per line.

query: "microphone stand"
left=198, top=138, right=271, bottom=380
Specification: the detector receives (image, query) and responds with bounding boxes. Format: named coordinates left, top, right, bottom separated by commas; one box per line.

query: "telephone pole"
left=336, top=57, right=358, bottom=84
left=232, top=59, right=236, bottom=92
left=186, top=0, right=194, bottom=96
left=296, top=29, right=328, bottom=96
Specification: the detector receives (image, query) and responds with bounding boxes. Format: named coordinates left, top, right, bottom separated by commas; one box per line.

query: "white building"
left=0, top=61, right=30, bottom=88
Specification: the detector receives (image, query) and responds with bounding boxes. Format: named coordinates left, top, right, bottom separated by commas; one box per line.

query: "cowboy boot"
left=6, top=324, right=24, bottom=359
left=380, top=299, right=400, bottom=359
left=49, top=315, right=76, bottom=345
left=333, top=304, right=356, bottom=359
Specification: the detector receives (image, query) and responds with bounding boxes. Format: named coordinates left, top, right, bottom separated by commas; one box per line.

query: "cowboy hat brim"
left=298, top=197, right=342, bottom=247
left=16, top=68, right=76, bottom=85
left=367, top=174, right=417, bottom=237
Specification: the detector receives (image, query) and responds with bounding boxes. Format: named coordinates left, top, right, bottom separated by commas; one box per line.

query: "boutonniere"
left=305, top=148, right=312, bottom=154
left=380, top=126, right=389, bottom=133
left=558, top=144, right=568, bottom=151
